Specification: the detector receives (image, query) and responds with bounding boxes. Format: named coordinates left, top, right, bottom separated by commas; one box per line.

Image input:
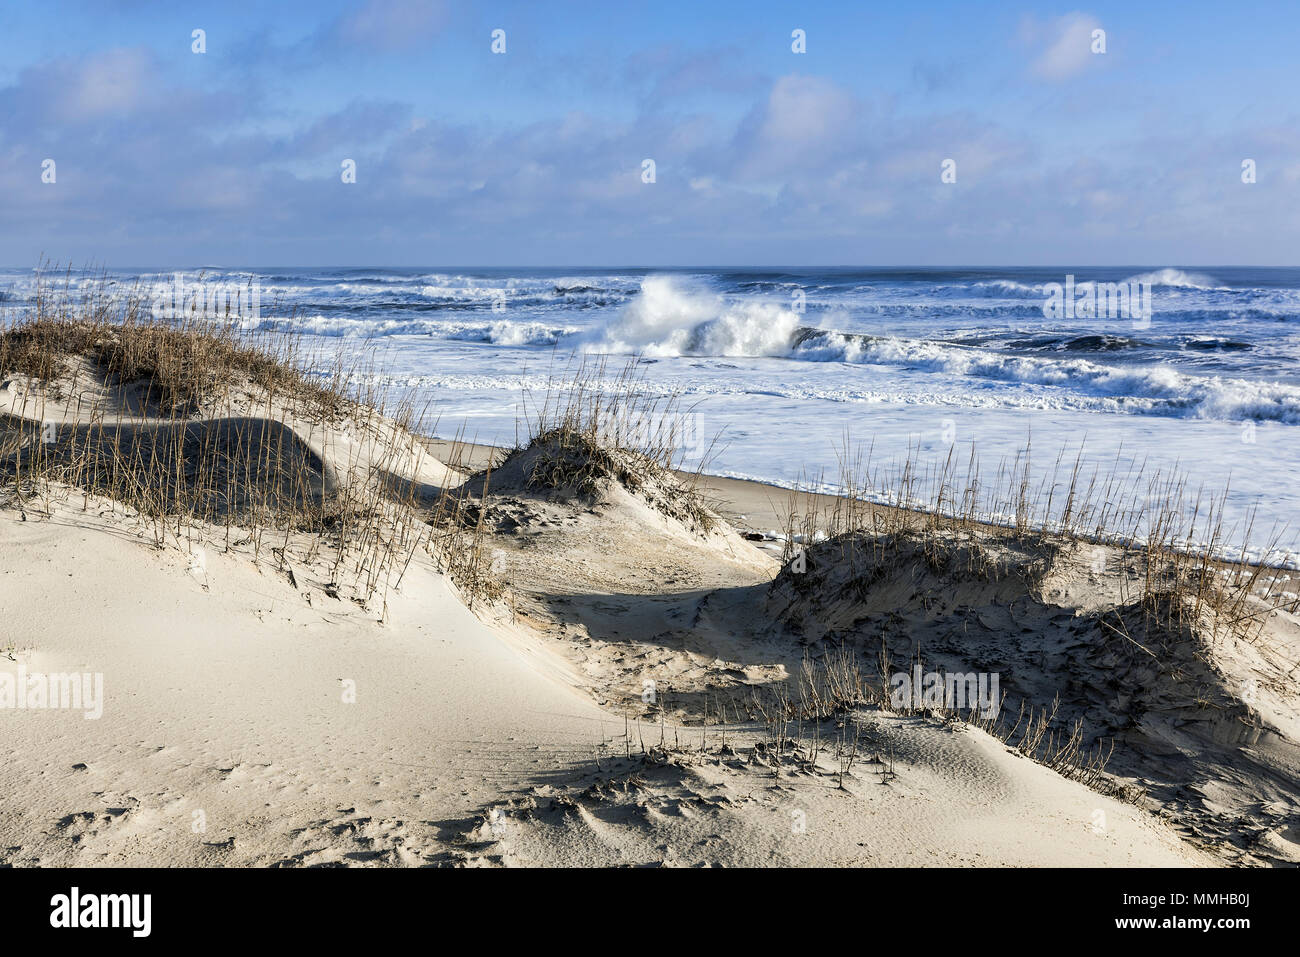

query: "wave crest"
left=1123, top=268, right=1223, bottom=290
left=583, top=275, right=802, bottom=357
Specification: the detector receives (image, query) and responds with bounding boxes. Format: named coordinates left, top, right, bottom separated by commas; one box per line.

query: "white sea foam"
left=448, top=320, right=573, bottom=346
left=1121, top=268, right=1226, bottom=290
left=250, top=314, right=573, bottom=345
left=792, top=334, right=1300, bottom=422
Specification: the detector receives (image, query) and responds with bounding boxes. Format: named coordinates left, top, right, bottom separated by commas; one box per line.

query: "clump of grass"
left=739, top=645, right=1125, bottom=795
left=484, top=356, right=720, bottom=534
left=422, top=436, right=506, bottom=609
left=776, top=433, right=1294, bottom=648
left=0, top=266, right=481, bottom=610
left=2, top=272, right=349, bottom=420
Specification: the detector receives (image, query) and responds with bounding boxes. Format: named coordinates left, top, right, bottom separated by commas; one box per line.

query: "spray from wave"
left=581, top=275, right=803, bottom=357
left=1123, top=268, right=1224, bottom=290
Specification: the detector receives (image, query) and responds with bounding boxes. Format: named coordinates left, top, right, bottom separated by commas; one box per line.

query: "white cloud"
left=758, top=74, right=856, bottom=146
left=1022, top=12, right=1104, bottom=81
left=57, top=48, right=151, bottom=120
left=733, top=74, right=859, bottom=178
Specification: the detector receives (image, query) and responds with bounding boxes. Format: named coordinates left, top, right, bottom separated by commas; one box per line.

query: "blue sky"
left=1, top=0, right=1297, bottom=266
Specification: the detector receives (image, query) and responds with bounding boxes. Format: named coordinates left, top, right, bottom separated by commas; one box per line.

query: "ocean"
left=4, top=265, right=1300, bottom=563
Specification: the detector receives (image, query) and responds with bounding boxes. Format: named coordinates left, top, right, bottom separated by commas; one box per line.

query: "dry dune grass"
left=0, top=270, right=486, bottom=609
left=498, top=356, right=719, bottom=533
left=1, top=414, right=336, bottom=518
left=1, top=270, right=349, bottom=418
left=778, top=435, right=1296, bottom=643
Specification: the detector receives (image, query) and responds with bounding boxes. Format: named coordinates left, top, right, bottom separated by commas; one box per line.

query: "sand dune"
left=433, top=432, right=1300, bottom=867
left=0, top=498, right=616, bottom=866
left=0, top=489, right=1216, bottom=867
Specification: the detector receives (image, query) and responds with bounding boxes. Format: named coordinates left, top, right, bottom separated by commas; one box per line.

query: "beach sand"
left=1, top=379, right=1296, bottom=867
